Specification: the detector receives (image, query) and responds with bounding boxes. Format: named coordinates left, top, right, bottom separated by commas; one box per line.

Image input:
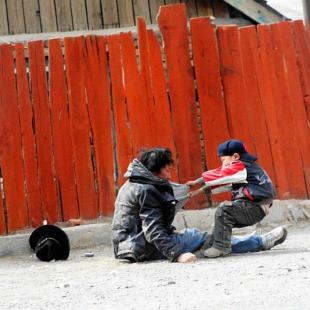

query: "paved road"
left=1, top=226, right=309, bottom=310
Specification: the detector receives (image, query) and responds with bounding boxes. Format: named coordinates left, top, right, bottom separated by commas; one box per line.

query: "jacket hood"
left=124, top=159, right=170, bottom=186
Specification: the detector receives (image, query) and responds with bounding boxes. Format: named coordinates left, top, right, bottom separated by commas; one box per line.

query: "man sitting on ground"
left=112, top=147, right=287, bottom=263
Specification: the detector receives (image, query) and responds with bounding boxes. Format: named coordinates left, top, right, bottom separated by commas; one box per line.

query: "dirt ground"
left=1, top=226, right=309, bottom=310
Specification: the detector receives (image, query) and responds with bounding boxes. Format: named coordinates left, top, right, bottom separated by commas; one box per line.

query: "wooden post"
left=54, top=0, right=73, bottom=31
left=304, top=0, right=310, bottom=26
left=39, top=0, right=58, bottom=32
left=0, top=0, right=8, bottom=34
left=6, top=0, right=25, bottom=34
left=23, top=0, right=41, bottom=33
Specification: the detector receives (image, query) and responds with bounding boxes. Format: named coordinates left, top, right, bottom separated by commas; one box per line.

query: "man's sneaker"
left=204, top=247, right=224, bottom=258
left=261, top=226, right=288, bottom=250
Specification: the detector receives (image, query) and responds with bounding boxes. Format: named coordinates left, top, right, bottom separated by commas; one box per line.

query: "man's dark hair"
left=138, top=148, right=174, bottom=173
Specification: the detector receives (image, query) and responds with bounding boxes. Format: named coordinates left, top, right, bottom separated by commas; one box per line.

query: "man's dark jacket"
left=112, top=159, right=183, bottom=262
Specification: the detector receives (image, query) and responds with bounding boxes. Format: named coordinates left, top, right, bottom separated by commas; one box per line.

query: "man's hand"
left=188, top=189, right=202, bottom=198
left=176, top=252, right=197, bottom=263
left=185, top=180, right=197, bottom=188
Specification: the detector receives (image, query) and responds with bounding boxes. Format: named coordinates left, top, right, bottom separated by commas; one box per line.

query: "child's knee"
left=217, top=201, right=233, bottom=214
left=215, top=201, right=234, bottom=223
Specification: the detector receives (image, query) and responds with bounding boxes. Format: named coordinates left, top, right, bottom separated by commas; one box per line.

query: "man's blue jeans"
left=174, top=228, right=263, bottom=254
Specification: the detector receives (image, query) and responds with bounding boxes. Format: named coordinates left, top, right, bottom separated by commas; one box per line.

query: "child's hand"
left=188, top=189, right=201, bottom=198
left=186, top=180, right=196, bottom=188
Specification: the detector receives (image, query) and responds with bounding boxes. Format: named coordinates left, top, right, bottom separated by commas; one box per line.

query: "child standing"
left=187, top=139, right=276, bottom=258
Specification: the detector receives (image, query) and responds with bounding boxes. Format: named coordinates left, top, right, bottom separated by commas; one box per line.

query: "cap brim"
left=240, top=152, right=257, bottom=162
left=29, top=225, right=70, bottom=259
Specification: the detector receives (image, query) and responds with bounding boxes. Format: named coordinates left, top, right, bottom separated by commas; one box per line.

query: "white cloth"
left=169, top=182, right=190, bottom=212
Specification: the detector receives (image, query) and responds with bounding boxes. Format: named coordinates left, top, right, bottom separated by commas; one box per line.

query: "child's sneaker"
left=261, top=226, right=288, bottom=250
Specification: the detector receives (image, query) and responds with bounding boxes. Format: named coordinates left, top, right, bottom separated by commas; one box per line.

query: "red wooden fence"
left=0, top=4, right=309, bottom=234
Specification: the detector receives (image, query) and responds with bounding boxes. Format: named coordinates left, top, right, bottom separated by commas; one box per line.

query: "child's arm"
left=186, top=177, right=205, bottom=187
left=189, top=183, right=231, bottom=198
left=188, top=161, right=247, bottom=198
left=202, top=161, right=247, bottom=187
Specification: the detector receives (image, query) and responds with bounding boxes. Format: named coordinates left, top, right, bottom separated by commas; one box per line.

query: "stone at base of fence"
left=0, top=199, right=309, bottom=258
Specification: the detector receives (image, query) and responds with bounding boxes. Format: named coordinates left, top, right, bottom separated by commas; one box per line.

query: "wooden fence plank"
left=137, top=18, right=153, bottom=123
left=28, top=41, right=59, bottom=223
left=196, top=0, right=213, bottom=17
left=83, top=36, right=115, bottom=215
left=190, top=17, right=230, bottom=172
left=276, top=22, right=310, bottom=197
left=190, top=17, right=230, bottom=202
left=292, top=20, right=310, bottom=121
left=39, top=0, right=57, bottom=32
left=15, top=43, right=42, bottom=227
left=269, top=23, right=307, bottom=198
left=117, top=0, right=134, bottom=27
left=239, top=26, right=275, bottom=182
left=256, top=25, right=292, bottom=198
left=71, top=0, right=88, bottom=30
left=23, top=0, right=41, bottom=33
left=107, top=34, right=133, bottom=186
left=101, top=0, right=119, bottom=28
left=86, top=0, right=103, bottom=30
left=120, top=31, right=154, bottom=153
left=48, top=38, right=79, bottom=221
left=0, top=0, right=8, bottom=34
left=157, top=4, right=204, bottom=206
left=64, top=37, right=98, bottom=219
left=133, top=0, right=151, bottom=24
left=149, top=0, right=164, bottom=23
left=54, top=0, right=73, bottom=31
left=147, top=29, right=178, bottom=179
left=6, top=0, right=25, bottom=34
left=0, top=45, right=28, bottom=232
left=217, top=26, right=254, bottom=152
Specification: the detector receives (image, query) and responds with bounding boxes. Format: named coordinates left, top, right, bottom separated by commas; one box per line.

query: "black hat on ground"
left=29, top=225, right=70, bottom=262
